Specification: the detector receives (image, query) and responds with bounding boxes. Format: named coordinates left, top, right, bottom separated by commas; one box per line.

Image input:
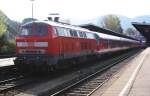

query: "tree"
left=0, top=10, right=18, bottom=54
left=0, top=17, right=7, bottom=37
left=125, top=28, right=136, bottom=36
left=101, top=15, right=123, bottom=34
left=22, top=18, right=37, bottom=24
left=0, top=17, right=7, bottom=49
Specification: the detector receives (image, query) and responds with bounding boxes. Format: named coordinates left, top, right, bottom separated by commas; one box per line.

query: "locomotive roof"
left=23, top=20, right=139, bottom=43
left=23, top=20, right=90, bottom=32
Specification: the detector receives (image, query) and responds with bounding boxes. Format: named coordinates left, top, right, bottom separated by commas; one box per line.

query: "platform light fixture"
left=30, top=0, right=34, bottom=19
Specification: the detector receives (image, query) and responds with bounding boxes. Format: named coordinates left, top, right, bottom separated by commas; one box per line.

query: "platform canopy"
left=80, top=24, right=137, bottom=40
left=132, top=22, right=150, bottom=45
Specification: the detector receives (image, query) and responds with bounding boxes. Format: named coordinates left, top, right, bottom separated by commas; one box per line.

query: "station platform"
left=91, top=48, right=150, bottom=96
left=0, top=57, right=15, bottom=67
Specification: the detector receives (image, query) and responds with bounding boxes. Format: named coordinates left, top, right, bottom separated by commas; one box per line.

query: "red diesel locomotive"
left=14, top=20, right=141, bottom=71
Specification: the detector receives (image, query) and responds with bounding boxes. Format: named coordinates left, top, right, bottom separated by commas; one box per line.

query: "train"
left=14, top=20, right=141, bottom=72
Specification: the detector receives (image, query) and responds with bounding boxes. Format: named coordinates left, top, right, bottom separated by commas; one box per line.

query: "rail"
left=51, top=49, right=141, bottom=96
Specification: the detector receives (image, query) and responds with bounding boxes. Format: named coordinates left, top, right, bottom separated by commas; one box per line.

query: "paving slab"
left=0, top=57, right=15, bottom=67
left=91, top=48, right=150, bottom=96
left=128, top=48, right=150, bottom=96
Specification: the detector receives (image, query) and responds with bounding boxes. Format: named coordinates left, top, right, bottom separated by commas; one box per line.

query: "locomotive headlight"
left=34, top=42, right=48, bottom=47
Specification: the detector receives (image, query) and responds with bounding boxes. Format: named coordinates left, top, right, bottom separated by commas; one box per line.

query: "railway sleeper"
left=84, top=82, right=100, bottom=86
left=76, top=86, right=96, bottom=90
left=87, top=81, right=102, bottom=84
left=73, top=88, right=93, bottom=91
left=64, top=92, right=88, bottom=96
left=90, top=81, right=104, bottom=83
left=77, top=85, right=97, bottom=89
left=69, top=90, right=91, bottom=93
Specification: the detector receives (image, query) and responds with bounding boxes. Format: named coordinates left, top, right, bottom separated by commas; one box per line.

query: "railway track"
left=0, top=65, right=29, bottom=95
left=0, top=74, right=41, bottom=96
left=0, top=65, right=16, bottom=73
left=51, top=49, right=141, bottom=96
left=0, top=49, right=141, bottom=96
left=0, top=62, right=34, bottom=95
left=0, top=75, right=25, bottom=93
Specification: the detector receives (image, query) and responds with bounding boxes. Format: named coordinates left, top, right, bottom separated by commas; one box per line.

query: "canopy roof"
left=132, top=22, right=150, bottom=44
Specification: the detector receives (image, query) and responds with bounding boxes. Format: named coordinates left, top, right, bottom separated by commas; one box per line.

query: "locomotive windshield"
left=20, top=23, right=48, bottom=36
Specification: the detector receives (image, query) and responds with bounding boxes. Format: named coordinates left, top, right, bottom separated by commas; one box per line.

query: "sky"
left=0, top=0, right=150, bottom=22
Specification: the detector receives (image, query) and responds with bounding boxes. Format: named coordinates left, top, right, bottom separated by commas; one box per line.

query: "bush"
left=0, top=39, right=16, bottom=54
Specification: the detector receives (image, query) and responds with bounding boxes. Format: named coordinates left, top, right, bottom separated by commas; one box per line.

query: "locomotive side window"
left=56, top=27, right=66, bottom=36
left=55, top=27, right=73, bottom=37
left=83, top=32, right=87, bottom=38
left=73, top=30, right=78, bottom=37
left=79, top=32, right=84, bottom=38
left=64, top=28, right=70, bottom=37
left=70, top=30, right=78, bottom=37
left=79, top=32, right=87, bottom=38
left=54, top=28, right=59, bottom=36
left=86, top=33, right=95, bottom=39
left=70, top=30, right=74, bottom=37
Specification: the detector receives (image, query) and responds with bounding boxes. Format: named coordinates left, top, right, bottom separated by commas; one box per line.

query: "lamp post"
left=30, top=0, right=34, bottom=19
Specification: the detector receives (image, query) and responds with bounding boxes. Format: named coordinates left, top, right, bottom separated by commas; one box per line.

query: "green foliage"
left=101, top=15, right=123, bottom=34
left=0, top=10, right=21, bottom=54
left=0, top=17, right=7, bottom=37
left=0, top=39, right=16, bottom=54
left=125, top=28, right=136, bottom=36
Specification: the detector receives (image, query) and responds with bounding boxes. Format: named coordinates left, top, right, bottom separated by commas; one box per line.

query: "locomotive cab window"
left=20, top=23, right=48, bottom=36
left=36, top=23, right=48, bottom=36
left=20, top=25, right=32, bottom=36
